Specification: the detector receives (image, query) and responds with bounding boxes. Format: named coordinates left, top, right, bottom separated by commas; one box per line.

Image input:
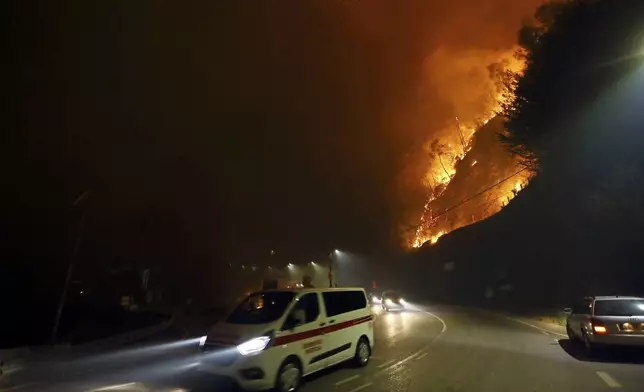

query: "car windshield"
left=226, top=291, right=295, bottom=324
left=383, top=291, right=401, bottom=299
left=594, top=299, right=644, bottom=316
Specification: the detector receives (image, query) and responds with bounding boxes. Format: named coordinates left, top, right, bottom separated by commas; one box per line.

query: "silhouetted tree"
left=502, top=0, right=644, bottom=172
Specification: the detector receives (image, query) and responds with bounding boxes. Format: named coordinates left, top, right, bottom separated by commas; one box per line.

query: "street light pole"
left=328, top=249, right=339, bottom=288
left=328, top=255, right=333, bottom=288
left=51, top=191, right=89, bottom=344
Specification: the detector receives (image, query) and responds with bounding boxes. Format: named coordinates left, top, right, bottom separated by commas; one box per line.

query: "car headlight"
left=237, top=336, right=271, bottom=356
left=199, top=335, right=207, bottom=347
left=385, top=299, right=393, bottom=305
left=373, top=296, right=381, bottom=303
left=400, top=298, right=406, bottom=304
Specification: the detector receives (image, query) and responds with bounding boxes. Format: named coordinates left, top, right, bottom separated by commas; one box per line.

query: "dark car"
left=566, top=296, right=644, bottom=354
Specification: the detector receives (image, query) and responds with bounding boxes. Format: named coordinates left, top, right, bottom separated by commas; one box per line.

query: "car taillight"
left=592, top=324, right=607, bottom=334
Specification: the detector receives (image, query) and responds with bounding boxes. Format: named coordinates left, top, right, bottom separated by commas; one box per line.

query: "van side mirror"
left=564, top=308, right=572, bottom=315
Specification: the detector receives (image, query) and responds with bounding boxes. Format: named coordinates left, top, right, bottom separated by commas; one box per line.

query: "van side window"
left=323, top=291, right=367, bottom=317
left=283, top=293, right=320, bottom=330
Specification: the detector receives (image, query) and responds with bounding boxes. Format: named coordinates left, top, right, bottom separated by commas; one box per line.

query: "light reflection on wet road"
left=3, top=305, right=644, bottom=392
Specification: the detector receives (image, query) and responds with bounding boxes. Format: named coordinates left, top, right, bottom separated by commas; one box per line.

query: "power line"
left=404, top=167, right=529, bottom=233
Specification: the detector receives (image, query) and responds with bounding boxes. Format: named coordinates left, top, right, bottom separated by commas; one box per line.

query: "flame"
left=409, top=51, right=529, bottom=249
left=430, top=231, right=445, bottom=244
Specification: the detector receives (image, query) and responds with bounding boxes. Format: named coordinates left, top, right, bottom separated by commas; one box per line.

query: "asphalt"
left=2, top=304, right=644, bottom=392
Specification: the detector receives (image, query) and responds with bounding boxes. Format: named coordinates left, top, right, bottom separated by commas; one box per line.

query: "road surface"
left=2, top=304, right=644, bottom=392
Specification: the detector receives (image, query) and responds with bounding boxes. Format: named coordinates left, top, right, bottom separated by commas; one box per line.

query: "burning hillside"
left=410, top=116, right=532, bottom=248
left=404, top=49, right=531, bottom=248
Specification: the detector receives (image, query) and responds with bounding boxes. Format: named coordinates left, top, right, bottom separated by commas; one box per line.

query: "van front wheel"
left=275, top=358, right=302, bottom=392
left=354, top=337, right=371, bottom=367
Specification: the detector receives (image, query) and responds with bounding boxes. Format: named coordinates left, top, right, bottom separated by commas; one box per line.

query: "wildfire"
left=430, top=231, right=445, bottom=244
left=409, top=50, right=528, bottom=249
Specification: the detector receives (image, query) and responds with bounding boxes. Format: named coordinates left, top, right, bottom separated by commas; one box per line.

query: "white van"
left=198, top=287, right=374, bottom=391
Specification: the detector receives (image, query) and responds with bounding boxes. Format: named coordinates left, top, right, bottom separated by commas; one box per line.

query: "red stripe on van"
left=273, top=314, right=374, bottom=346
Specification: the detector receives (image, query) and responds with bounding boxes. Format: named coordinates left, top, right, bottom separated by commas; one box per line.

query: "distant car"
left=565, top=296, right=644, bottom=354
left=368, top=292, right=381, bottom=304
left=381, top=290, right=406, bottom=311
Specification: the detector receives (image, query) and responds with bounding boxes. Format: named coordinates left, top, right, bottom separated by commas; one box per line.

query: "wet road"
left=3, top=304, right=644, bottom=392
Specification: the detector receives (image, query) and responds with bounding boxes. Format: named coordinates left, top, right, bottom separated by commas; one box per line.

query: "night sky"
left=4, top=1, right=543, bottom=274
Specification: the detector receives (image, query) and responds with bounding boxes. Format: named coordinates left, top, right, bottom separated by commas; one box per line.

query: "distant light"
left=241, top=264, right=245, bottom=269
left=268, top=266, right=272, bottom=270
left=80, top=290, right=84, bottom=294
left=310, top=261, right=316, bottom=265
left=334, top=249, right=340, bottom=254
left=199, top=336, right=207, bottom=347
left=288, top=263, right=294, bottom=268
left=270, top=250, right=275, bottom=256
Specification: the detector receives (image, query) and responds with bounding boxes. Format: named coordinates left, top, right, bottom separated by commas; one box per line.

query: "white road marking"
left=377, top=359, right=396, bottom=368
left=383, top=353, right=420, bottom=374
left=416, top=352, right=428, bottom=360
left=88, top=382, right=140, bottom=391
left=540, top=330, right=551, bottom=336
left=423, top=310, right=447, bottom=333
left=596, top=371, right=622, bottom=388
left=347, top=382, right=373, bottom=392
left=335, top=375, right=361, bottom=386
left=505, top=316, right=567, bottom=338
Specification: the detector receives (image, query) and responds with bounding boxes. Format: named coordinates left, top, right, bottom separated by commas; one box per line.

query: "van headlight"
left=237, top=336, right=271, bottom=356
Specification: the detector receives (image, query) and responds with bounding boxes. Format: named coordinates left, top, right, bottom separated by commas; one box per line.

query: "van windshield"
left=226, top=291, right=295, bottom=324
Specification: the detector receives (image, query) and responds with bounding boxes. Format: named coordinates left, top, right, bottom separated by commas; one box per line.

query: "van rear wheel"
left=354, top=337, right=371, bottom=367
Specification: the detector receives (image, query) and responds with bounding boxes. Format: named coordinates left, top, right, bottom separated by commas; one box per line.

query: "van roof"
left=593, top=296, right=644, bottom=301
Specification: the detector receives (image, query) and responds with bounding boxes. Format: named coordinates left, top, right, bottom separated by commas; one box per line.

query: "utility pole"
left=52, top=191, right=89, bottom=344
left=328, top=252, right=334, bottom=288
